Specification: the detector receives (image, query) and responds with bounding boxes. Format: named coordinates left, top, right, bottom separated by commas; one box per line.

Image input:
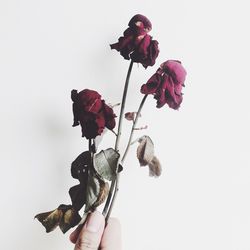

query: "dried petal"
left=137, top=136, right=154, bottom=166
left=148, top=156, right=162, bottom=177
left=93, top=148, right=120, bottom=181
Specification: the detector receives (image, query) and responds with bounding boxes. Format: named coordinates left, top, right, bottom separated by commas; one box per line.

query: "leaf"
left=137, top=136, right=154, bottom=166
left=85, top=170, right=109, bottom=212
left=71, top=151, right=91, bottom=182
left=93, top=148, right=120, bottom=181
left=35, top=204, right=81, bottom=234
left=69, top=184, right=87, bottom=211
left=94, top=181, right=109, bottom=208
left=35, top=209, right=62, bottom=233
left=84, top=171, right=100, bottom=212
left=148, top=156, right=162, bottom=177
left=58, top=205, right=81, bottom=233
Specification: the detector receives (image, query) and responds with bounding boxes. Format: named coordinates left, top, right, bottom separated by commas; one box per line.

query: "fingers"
left=72, top=211, right=105, bottom=250
left=100, top=218, right=122, bottom=250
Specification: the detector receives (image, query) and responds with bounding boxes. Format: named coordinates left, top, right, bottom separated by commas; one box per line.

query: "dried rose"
left=71, top=89, right=116, bottom=139
left=141, top=60, right=187, bottom=109
left=110, top=14, right=159, bottom=68
left=35, top=205, right=81, bottom=233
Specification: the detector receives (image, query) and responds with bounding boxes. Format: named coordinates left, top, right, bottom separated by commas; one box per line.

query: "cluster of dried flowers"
left=35, top=14, right=187, bottom=234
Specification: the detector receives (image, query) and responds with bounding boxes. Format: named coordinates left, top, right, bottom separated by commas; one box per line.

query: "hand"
left=69, top=211, right=122, bottom=250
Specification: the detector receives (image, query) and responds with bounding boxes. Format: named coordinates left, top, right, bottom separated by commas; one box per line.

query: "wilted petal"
left=162, top=60, right=187, bottom=85
left=141, top=73, right=162, bottom=94
left=102, top=102, right=116, bottom=130
left=77, top=89, right=102, bottom=114
left=128, top=14, right=152, bottom=35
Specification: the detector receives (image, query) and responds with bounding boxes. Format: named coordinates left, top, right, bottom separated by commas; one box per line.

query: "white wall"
left=0, top=0, right=250, bottom=249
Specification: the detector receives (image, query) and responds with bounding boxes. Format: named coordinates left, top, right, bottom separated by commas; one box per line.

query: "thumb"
left=73, top=211, right=105, bottom=250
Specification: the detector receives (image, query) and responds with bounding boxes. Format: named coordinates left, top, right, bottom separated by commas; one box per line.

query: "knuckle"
left=75, top=236, right=99, bottom=250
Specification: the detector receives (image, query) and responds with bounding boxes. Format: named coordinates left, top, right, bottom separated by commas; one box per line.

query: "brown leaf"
left=85, top=170, right=109, bottom=212
left=35, top=209, right=63, bottom=233
left=94, top=181, right=109, bottom=208
left=35, top=205, right=81, bottom=233
left=137, top=136, right=154, bottom=166
left=148, top=156, right=162, bottom=177
left=59, top=205, right=81, bottom=233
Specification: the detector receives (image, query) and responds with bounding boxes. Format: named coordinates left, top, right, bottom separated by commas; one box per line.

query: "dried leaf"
left=69, top=184, right=87, bottom=211
left=137, top=136, right=154, bottom=166
left=35, top=205, right=81, bottom=233
left=58, top=205, right=81, bottom=233
left=125, top=112, right=141, bottom=121
left=148, top=156, right=162, bottom=177
left=94, top=181, right=109, bottom=207
left=35, top=209, right=62, bottom=233
left=85, top=171, right=100, bottom=212
left=93, top=148, right=120, bottom=181
left=71, top=151, right=91, bottom=182
left=85, top=170, right=109, bottom=212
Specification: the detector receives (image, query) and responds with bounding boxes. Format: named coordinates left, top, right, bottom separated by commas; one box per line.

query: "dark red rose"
left=71, top=89, right=116, bottom=139
left=141, top=60, right=187, bottom=109
left=110, top=14, right=159, bottom=68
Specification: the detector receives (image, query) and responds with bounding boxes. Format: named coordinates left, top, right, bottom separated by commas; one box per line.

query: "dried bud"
left=125, top=112, right=141, bottom=121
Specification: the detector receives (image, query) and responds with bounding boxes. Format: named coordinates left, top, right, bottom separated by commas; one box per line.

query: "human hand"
left=69, top=211, right=122, bottom=250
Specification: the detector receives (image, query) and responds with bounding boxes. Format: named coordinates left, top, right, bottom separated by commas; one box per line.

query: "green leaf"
left=93, top=148, right=120, bottom=181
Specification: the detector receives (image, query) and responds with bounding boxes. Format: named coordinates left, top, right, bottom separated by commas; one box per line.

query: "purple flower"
left=141, top=60, right=187, bottom=109
left=111, top=14, right=159, bottom=68
left=71, top=89, right=116, bottom=139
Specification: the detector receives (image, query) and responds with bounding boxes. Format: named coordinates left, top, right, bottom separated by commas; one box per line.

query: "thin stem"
left=102, top=60, right=134, bottom=217
left=121, top=94, right=148, bottom=164
left=115, top=60, right=134, bottom=151
left=105, top=94, right=148, bottom=220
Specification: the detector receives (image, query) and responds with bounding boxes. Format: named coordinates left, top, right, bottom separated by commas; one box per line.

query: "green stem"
left=102, top=60, right=134, bottom=218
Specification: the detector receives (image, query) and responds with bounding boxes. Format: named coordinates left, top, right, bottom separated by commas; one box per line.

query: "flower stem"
left=102, top=60, right=134, bottom=218
left=121, top=94, right=148, bottom=164
left=104, top=94, right=148, bottom=220
left=115, top=60, right=134, bottom=151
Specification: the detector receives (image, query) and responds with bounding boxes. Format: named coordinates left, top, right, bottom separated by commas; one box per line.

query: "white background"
left=0, top=0, right=250, bottom=249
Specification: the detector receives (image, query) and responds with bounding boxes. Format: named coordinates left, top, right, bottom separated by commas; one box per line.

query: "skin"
left=70, top=211, right=122, bottom=250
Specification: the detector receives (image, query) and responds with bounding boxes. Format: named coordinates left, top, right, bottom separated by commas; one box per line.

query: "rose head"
left=141, top=60, right=187, bottom=109
left=110, top=14, right=159, bottom=68
left=71, top=89, right=116, bottom=139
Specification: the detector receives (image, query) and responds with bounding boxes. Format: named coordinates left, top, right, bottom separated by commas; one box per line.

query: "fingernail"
left=86, top=212, right=103, bottom=233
